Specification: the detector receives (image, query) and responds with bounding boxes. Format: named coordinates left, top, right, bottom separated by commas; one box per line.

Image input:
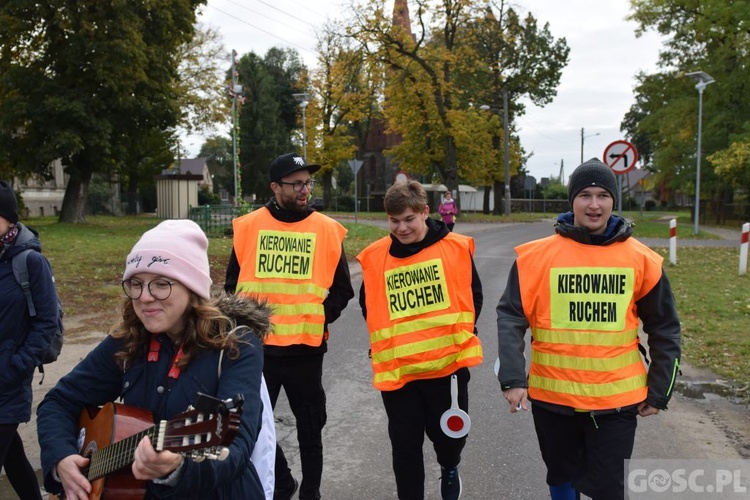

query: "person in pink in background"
left=438, top=191, right=458, bottom=232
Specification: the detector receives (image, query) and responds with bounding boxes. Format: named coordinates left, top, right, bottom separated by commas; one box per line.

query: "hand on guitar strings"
left=56, top=454, right=92, bottom=500
left=132, top=435, right=184, bottom=481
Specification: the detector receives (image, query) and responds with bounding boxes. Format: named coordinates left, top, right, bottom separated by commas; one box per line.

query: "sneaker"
left=440, top=466, right=462, bottom=500
left=273, top=476, right=299, bottom=500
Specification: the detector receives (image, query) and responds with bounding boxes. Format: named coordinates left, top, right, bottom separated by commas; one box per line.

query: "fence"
left=189, top=204, right=243, bottom=236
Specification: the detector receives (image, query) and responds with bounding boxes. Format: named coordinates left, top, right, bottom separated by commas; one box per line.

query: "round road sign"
left=603, top=140, right=638, bottom=174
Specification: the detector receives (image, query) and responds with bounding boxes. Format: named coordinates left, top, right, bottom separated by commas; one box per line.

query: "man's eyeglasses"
left=278, top=179, right=316, bottom=192
left=122, top=278, right=175, bottom=300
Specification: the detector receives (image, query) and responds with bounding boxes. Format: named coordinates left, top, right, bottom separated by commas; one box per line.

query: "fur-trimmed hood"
left=211, top=291, right=272, bottom=341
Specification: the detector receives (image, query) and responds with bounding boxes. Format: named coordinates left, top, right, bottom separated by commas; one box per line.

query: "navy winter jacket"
left=0, top=223, right=57, bottom=424
left=37, top=294, right=271, bottom=499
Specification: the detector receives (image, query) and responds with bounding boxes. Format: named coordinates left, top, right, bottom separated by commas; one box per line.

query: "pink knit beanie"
left=122, top=219, right=212, bottom=299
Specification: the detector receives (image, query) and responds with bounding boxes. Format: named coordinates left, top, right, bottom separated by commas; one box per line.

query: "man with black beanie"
left=496, top=158, right=682, bottom=499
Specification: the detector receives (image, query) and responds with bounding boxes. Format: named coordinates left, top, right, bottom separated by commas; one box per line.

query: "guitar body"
left=78, top=402, right=153, bottom=500
left=54, top=394, right=241, bottom=500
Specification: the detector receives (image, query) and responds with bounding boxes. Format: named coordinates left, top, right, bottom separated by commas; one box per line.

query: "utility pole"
left=231, top=50, right=239, bottom=206
left=502, top=88, right=511, bottom=216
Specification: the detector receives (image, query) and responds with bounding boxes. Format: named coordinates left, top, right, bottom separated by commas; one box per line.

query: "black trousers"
left=264, top=354, right=327, bottom=500
left=532, top=404, right=639, bottom=500
left=381, top=368, right=470, bottom=500
left=0, top=423, right=42, bottom=500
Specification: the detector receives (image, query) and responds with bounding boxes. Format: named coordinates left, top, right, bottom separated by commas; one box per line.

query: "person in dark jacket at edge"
left=496, top=158, right=681, bottom=500
left=37, top=220, right=272, bottom=499
left=225, top=153, right=354, bottom=500
left=0, top=181, right=55, bottom=500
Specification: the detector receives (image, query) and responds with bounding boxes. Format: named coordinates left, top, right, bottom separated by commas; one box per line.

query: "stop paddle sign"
left=440, top=374, right=471, bottom=438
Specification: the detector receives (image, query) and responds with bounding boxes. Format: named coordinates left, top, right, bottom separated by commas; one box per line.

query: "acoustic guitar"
left=49, top=393, right=243, bottom=500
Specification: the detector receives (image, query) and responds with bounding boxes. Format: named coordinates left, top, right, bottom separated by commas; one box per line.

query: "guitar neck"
left=85, top=426, right=156, bottom=481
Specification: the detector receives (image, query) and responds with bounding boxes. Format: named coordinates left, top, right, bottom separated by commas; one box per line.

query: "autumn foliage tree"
left=624, top=0, right=750, bottom=213
left=348, top=0, right=568, bottom=208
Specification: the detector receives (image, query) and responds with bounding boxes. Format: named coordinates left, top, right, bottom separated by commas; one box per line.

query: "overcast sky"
left=195, top=0, right=663, bottom=182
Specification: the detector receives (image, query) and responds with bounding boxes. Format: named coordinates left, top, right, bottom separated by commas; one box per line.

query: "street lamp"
left=580, top=128, right=600, bottom=163
left=685, top=70, right=715, bottom=235
left=480, top=87, right=511, bottom=216
left=293, top=93, right=311, bottom=160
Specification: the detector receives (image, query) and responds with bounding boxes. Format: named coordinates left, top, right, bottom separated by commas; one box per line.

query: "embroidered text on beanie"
left=0, top=181, right=19, bottom=224
left=122, top=219, right=212, bottom=299
left=568, top=158, right=618, bottom=207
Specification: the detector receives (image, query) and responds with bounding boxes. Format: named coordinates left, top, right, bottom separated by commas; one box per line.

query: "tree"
left=349, top=0, right=486, bottom=197
left=471, top=1, right=569, bottom=213
left=348, top=0, right=568, bottom=207
left=174, top=24, right=231, bottom=137
left=0, top=0, right=204, bottom=222
left=308, top=20, right=383, bottom=208
left=235, top=48, right=307, bottom=202
left=625, top=0, right=750, bottom=206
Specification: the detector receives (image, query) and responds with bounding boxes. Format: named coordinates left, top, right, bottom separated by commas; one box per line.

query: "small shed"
left=154, top=173, right=203, bottom=219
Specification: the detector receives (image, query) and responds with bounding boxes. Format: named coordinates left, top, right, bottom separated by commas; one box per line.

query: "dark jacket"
left=496, top=213, right=682, bottom=413
left=225, top=199, right=354, bottom=357
left=37, top=294, right=272, bottom=499
left=359, top=217, right=483, bottom=327
left=0, top=223, right=57, bottom=423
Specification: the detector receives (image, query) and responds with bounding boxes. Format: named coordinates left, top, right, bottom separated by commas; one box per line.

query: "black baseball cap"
left=269, top=153, right=321, bottom=183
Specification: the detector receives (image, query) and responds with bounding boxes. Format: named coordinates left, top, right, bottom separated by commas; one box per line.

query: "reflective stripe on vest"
left=233, top=208, right=346, bottom=347
left=357, top=233, right=482, bottom=391
left=516, top=235, right=663, bottom=410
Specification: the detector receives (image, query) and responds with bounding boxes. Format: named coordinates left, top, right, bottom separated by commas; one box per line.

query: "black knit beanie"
left=0, top=181, right=18, bottom=224
left=568, top=158, right=617, bottom=207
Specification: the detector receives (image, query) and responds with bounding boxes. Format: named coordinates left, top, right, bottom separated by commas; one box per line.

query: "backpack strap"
left=12, top=249, right=37, bottom=317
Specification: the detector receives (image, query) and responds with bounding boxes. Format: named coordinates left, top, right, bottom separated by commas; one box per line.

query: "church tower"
left=360, top=0, right=413, bottom=206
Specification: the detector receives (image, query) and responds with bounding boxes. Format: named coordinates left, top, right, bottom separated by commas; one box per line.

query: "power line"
left=208, top=4, right=316, bottom=55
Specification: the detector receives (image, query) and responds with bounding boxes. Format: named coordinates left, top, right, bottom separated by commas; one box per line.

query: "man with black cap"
left=226, top=153, right=354, bottom=500
left=0, top=181, right=55, bottom=499
left=496, top=158, right=682, bottom=499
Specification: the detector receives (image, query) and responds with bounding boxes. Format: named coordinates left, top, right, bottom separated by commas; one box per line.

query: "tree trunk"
left=126, top=168, right=140, bottom=215
left=482, top=185, right=491, bottom=215
left=493, top=179, right=503, bottom=215
left=445, top=135, right=459, bottom=210
left=58, top=167, right=93, bottom=223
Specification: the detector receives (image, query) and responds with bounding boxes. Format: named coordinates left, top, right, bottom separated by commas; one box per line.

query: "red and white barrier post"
left=669, top=219, right=677, bottom=265
left=740, top=222, right=749, bottom=276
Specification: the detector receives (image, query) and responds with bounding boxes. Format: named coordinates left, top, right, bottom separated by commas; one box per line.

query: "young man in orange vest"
left=497, top=158, right=681, bottom=500
left=226, top=153, right=354, bottom=500
left=357, top=180, right=483, bottom=500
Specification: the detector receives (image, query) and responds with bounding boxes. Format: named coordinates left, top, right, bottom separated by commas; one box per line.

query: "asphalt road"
left=3, top=221, right=748, bottom=499
left=271, top=221, right=749, bottom=499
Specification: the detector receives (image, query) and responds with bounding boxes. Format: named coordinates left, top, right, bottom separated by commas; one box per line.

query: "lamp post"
left=480, top=87, right=511, bottom=216
left=293, top=93, right=311, bottom=160
left=580, top=128, right=601, bottom=163
left=685, top=70, right=715, bottom=235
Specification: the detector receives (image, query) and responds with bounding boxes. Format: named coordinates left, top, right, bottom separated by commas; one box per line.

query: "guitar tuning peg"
left=193, top=455, right=205, bottom=463
left=217, top=447, right=230, bottom=461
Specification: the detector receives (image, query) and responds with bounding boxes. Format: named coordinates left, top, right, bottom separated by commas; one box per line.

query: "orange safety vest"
left=232, top=208, right=347, bottom=347
left=356, top=233, right=483, bottom=391
left=515, top=235, right=664, bottom=410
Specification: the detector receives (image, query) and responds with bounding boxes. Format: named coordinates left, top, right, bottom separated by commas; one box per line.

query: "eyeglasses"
left=122, top=278, right=175, bottom=300
left=278, top=179, right=316, bottom=192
